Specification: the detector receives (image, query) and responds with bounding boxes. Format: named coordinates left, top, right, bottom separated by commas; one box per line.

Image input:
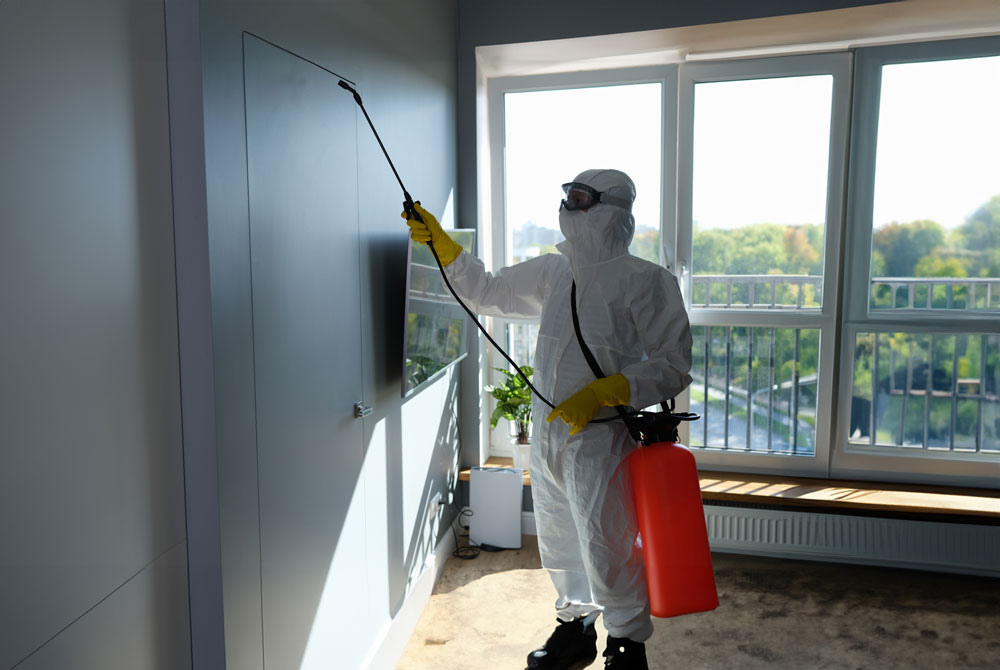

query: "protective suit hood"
left=558, top=169, right=636, bottom=270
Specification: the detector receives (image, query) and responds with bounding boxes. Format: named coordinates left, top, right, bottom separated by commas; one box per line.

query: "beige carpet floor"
left=397, top=535, right=1000, bottom=670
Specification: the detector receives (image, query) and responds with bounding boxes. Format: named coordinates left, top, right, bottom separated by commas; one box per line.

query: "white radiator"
left=704, top=503, right=1000, bottom=577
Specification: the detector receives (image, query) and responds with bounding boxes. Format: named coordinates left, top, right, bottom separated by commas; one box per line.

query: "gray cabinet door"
left=243, top=34, right=369, bottom=669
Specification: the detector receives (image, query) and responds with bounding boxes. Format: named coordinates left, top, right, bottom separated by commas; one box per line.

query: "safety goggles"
left=560, top=182, right=632, bottom=212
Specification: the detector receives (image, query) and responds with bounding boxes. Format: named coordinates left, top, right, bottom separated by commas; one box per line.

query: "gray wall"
left=454, top=0, right=897, bottom=463
left=201, top=0, right=459, bottom=666
left=0, top=0, right=191, bottom=668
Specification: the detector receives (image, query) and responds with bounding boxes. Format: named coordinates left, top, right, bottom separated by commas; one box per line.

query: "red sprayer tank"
left=627, top=415, right=718, bottom=618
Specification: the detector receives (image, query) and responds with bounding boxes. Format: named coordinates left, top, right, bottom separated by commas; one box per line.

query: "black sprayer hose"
left=424, top=230, right=629, bottom=425
left=336, top=80, right=553, bottom=407
left=424, top=233, right=555, bottom=409
left=340, top=79, right=628, bottom=423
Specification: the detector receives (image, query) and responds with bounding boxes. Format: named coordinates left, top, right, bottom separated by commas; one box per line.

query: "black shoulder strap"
left=570, top=281, right=607, bottom=380
left=570, top=281, right=681, bottom=440
left=571, top=281, right=641, bottom=436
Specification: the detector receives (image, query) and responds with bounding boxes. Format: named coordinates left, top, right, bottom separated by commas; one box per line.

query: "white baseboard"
left=704, top=503, right=1000, bottom=577
left=361, top=523, right=458, bottom=670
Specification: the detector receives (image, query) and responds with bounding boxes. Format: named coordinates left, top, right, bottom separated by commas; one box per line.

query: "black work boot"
left=526, top=616, right=598, bottom=670
left=602, top=636, right=648, bottom=670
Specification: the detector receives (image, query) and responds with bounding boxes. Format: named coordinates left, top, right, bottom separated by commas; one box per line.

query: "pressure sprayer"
left=624, top=409, right=719, bottom=617
left=339, top=80, right=718, bottom=618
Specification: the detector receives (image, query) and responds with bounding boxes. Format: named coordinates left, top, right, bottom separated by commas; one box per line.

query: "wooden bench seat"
left=459, top=458, right=1000, bottom=524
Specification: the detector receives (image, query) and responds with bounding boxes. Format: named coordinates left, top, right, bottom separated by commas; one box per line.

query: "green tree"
left=729, top=223, right=786, bottom=275
left=872, top=219, right=945, bottom=277
left=914, top=253, right=967, bottom=278
left=870, top=248, right=887, bottom=276
left=783, top=224, right=823, bottom=275
left=953, top=194, right=1000, bottom=277
left=629, top=230, right=659, bottom=264
left=692, top=226, right=735, bottom=274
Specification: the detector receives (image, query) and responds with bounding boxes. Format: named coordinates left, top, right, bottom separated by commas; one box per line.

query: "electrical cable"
left=448, top=501, right=507, bottom=559
left=450, top=503, right=480, bottom=560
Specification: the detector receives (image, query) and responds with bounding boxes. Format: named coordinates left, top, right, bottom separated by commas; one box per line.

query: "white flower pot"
left=512, top=438, right=531, bottom=471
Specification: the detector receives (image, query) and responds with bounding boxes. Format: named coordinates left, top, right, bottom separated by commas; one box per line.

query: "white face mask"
left=558, top=206, right=587, bottom=243
left=559, top=204, right=635, bottom=269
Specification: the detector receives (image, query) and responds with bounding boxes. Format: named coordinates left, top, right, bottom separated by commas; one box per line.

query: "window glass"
left=690, top=325, right=819, bottom=454
left=850, top=332, right=999, bottom=453
left=503, top=83, right=663, bottom=371
left=691, top=76, right=832, bottom=309
left=870, top=56, right=1000, bottom=311
left=504, top=83, right=663, bottom=264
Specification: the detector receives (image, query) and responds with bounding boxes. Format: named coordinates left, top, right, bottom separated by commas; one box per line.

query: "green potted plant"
left=485, top=366, right=533, bottom=469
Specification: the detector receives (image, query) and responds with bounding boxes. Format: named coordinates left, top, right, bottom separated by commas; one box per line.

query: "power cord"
left=450, top=503, right=480, bottom=560
left=449, top=501, right=508, bottom=559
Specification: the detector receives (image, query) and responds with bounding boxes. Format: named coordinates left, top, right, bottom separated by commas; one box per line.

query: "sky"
left=504, top=54, right=1000, bottom=243
left=504, top=83, right=662, bottom=239
left=872, top=55, right=1000, bottom=230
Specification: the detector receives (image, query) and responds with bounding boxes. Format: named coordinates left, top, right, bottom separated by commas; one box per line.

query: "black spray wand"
left=337, top=80, right=421, bottom=223
left=337, top=80, right=554, bottom=408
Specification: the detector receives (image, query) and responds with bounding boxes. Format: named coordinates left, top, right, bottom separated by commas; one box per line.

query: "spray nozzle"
left=338, top=80, right=363, bottom=106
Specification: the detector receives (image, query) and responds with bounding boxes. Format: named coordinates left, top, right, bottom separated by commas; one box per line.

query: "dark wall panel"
left=201, top=1, right=459, bottom=666
left=0, top=0, right=189, bottom=667
left=13, top=546, right=190, bottom=670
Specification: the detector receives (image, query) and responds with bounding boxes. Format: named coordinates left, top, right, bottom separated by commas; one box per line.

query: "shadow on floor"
left=431, top=534, right=543, bottom=596
left=399, top=535, right=1000, bottom=670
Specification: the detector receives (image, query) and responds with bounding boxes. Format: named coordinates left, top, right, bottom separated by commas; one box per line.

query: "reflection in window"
left=402, top=232, right=476, bottom=397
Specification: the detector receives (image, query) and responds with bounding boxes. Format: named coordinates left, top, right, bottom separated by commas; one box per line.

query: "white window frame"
left=484, top=66, right=678, bottom=456
left=481, top=38, right=1000, bottom=486
left=832, top=36, right=1000, bottom=486
left=675, top=53, right=852, bottom=476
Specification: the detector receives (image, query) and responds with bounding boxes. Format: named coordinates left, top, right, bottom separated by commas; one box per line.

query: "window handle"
left=354, top=402, right=373, bottom=418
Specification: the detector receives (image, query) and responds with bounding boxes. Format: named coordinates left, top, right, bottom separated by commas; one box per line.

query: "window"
left=483, top=37, right=1000, bottom=485
left=868, top=55, right=1000, bottom=312
left=836, top=37, right=1000, bottom=483
left=486, top=67, right=676, bottom=453
left=676, top=54, right=851, bottom=475
left=849, top=332, right=999, bottom=453
left=503, top=83, right=665, bottom=267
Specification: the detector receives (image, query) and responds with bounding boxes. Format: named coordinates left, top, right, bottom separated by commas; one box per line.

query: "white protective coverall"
left=445, top=169, right=692, bottom=641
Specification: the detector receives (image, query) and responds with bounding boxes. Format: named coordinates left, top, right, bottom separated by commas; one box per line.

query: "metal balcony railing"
left=871, top=276, right=1000, bottom=311
left=693, top=275, right=1000, bottom=311
left=689, top=325, right=817, bottom=455
left=855, top=332, right=999, bottom=453
left=500, top=275, right=999, bottom=459
left=691, top=274, right=822, bottom=309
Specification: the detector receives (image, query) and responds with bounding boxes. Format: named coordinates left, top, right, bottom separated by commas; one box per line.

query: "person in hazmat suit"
left=404, top=168, right=692, bottom=670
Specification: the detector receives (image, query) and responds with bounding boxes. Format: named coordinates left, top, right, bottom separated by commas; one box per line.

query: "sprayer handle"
left=403, top=195, right=424, bottom=223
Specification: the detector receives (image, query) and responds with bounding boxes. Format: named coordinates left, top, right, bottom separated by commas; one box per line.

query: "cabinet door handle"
left=354, top=402, right=373, bottom=418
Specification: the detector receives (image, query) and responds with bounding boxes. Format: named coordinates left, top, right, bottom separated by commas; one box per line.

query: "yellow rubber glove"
left=400, top=201, right=463, bottom=266
left=546, top=373, right=630, bottom=436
